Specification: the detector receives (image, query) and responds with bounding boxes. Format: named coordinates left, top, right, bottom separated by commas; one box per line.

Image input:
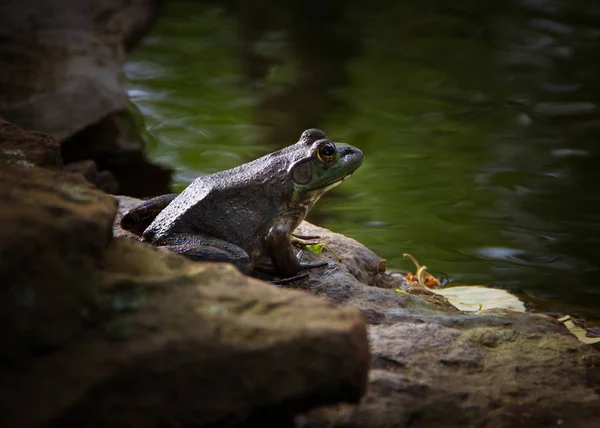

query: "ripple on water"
left=476, top=246, right=579, bottom=273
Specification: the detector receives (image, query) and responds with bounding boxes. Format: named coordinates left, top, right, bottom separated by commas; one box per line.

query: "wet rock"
left=0, top=163, right=117, bottom=365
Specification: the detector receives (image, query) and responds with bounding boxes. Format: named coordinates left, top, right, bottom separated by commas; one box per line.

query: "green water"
left=126, top=0, right=600, bottom=319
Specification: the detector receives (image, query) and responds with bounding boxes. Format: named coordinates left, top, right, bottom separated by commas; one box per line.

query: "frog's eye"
left=317, top=141, right=337, bottom=163
left=292, top=161, right=312, bottom=184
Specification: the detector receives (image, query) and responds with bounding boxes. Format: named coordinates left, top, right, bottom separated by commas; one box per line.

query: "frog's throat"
left=292, top=173, right=353, bottom=208
left=321, top=173, right=352, bottom=192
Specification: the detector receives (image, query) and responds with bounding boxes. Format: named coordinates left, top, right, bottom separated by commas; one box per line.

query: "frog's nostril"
left=340, top=146, right=363, bottom=159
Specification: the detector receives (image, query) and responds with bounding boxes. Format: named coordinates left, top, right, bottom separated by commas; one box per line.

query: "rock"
left=290, top=222, right=458, bottom=322
left=289, top=233, right=600, bottom=427
left=112, top=195, right=600, bottom=427
left=296, top=222, right=387, bottom=284
left=1, top=183, right=369, bottom=427
left=1, top=238, right=369, bottom=428
left=0, top=0, right=162, bottom=141
left=0, top=1, right=172, bottom=197
left=61, top=112, right=173, bottom=197
left=0, top=163, right=117, bottom=365
left=61, top=159, right=120, bottom=194
left=0, top=117, right=62, bottom=168
left=0, top=117, right=120, bottom=193
left=300, top=310, right=600, bottom=428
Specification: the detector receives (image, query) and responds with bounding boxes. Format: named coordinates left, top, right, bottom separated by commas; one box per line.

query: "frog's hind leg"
left=154, top=233, right=252, bottom=275
left=120, top=193, right=178, bottom=236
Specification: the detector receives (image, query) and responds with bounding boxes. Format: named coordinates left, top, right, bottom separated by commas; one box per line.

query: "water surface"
left=127, top=0, right=600, bottom=320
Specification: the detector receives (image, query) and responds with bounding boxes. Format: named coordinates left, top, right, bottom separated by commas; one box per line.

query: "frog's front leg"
left=265, top=219, right=328, bottom=277
left=148, top=233, right=252, bottom=275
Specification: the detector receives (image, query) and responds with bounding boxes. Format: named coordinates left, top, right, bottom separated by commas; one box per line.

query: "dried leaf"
left=432, top=286, right=526, bottom=312
left=402, top=253, right=441, bottom=288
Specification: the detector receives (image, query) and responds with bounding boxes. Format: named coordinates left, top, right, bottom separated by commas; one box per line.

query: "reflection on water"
left=126, top=0, right=600, bottom=319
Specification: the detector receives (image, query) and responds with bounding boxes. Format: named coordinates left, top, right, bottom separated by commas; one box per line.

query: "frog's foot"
left=270, top=272, right=310, bottom=285
left=255, top=261, right=328, bottom=285
left=300, top=261, right=329, bottom=270
left=268, top=261, right=328, bottom=285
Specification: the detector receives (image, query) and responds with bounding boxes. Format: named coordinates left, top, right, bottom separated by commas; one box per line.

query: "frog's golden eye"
left=317, top=141, right=337, bottom=163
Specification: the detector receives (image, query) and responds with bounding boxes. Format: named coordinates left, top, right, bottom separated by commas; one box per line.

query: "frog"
left=120, top=129, right=363, bottom=279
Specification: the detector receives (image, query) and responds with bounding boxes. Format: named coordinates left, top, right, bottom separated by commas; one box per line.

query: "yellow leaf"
left=432, top=286, right=526, bottom=312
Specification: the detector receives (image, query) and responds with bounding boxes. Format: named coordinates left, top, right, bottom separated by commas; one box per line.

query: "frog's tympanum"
left=121, top=129, right=363, bottom=278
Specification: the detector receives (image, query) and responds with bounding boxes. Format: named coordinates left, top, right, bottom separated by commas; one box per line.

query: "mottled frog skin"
left=121, top=129, right=363, bottom=277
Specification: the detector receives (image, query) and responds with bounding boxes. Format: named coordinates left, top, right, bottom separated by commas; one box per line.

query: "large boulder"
left=0, top=163, right=117, bottom=364
left=0, top=0, right=162, bottom=141
left=0, top=160, right=369, bottom=427
left=0, top=1, right=171, bottom=197
left=1, top=239, right=369, bottom=427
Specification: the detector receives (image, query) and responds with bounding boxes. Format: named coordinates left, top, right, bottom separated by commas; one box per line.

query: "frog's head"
left=288, top=129, right=363, bottom=206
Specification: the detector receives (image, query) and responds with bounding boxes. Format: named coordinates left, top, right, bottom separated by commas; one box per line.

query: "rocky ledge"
left=1, top=120, right=599, bottom=427
left=116, top=197, right=600, bottom=428
left=0, top=122, right=368, bottom=427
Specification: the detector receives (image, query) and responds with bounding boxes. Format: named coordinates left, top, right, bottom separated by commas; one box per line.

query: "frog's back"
left=142, top=162, right=291, bottom=251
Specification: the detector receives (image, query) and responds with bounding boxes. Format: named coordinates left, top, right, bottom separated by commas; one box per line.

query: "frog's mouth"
left=322, top=173, right=353, bottom=192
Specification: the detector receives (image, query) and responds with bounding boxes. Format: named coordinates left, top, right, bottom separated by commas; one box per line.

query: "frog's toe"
left=270, top=272, right=310, bottom=285
left=299, top=261, right=329, bottom=271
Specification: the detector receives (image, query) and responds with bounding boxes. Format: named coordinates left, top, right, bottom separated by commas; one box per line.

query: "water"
left=126, top=0, right=600, bottom=320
